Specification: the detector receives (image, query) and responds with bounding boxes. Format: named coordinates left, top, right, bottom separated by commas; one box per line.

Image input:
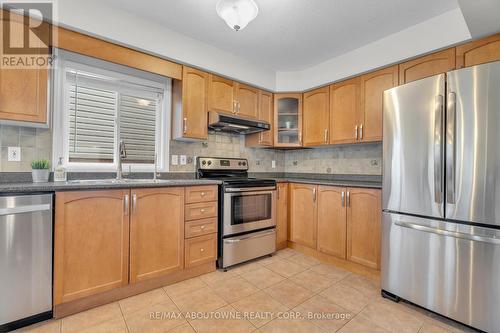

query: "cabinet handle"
left=360, top=124, right=364, bottom=140
left=237, top=101, right=241, bottom=114
left=200, top=192, right=206, bottom=197
left=324, top=129, right=328, bottom=143
left=312, top=187, right=317, bottom=202
left=299, top=133, right=302, bottom=144
left=200, top=248, right=205, bottom=252
left=346, top=191, right=350, bottom=207
left=355, top=125, right=358, bottom=140
left=124, top=194, right=129, bottom=215
left=201, top=225, right=206, bottom=230
left=200, top=208, right=206, bottom=213
left=277, top=186, right=280, bottom=200
left=341, top=191, right=345, bottom=207
left=183, top=117, right=187, bottom=134
left=132, top=194, right=137, bottom=212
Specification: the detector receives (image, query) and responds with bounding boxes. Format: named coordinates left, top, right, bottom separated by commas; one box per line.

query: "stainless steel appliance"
left=208, top=112, right=271, bottom=134
left=196, top=157, right=276, bottom=268
left=0, top=194, right=53, bottom=332
left=382, top=61, right=500, bottom=333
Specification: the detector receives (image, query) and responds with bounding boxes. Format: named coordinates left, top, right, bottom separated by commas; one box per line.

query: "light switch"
left=171, top=155, right=178, bottom=165
left=8, top=147, right=21, bottom=162
left=180, top=155, right=187, bottom=165
left=272, top=160, right=276, bottom=168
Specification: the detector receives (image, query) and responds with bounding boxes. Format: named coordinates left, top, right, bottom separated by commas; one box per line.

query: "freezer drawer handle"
left=446, top=92, right=456, bottom=204
left=224, top=230, right=276, bottom=243
left=0, top=204, right=51, bottom=216
left=434, top=95, right=444, bottom=204
left=395, top=221, right=500, bottom=245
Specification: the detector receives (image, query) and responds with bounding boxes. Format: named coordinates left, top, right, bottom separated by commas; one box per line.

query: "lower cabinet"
left=129, top=188, right=184, bottom=283
left=185, top=233, right=217, bottom=268
left=317, top=186, right=347, bottom=259
left=54, top=190, right=130, bottom=305
left=289, top=183, right=317, bottom=248
left=346, top=188, right=381, bottom=269
left=276, top=183, right=288, bottom=249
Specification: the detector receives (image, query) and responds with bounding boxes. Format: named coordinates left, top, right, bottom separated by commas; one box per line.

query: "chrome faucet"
left=116, top=140, right=127, bottom=180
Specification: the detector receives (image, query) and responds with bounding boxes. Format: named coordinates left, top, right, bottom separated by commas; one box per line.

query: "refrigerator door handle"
left=394, top=220, right=500, bottom=245
left=446, top=92, right=456, bottom=204
left=434, top=95, right=444, bottom=204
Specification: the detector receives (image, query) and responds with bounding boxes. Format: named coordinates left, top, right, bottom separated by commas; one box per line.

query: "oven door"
left=223, top=188, right=276, bottom=236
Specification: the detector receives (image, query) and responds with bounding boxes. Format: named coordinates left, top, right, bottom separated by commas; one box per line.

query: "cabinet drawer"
left=185, top=201, right=217, bottom=221
left=185, top=234, right=217, bottom=268
left=185, top=186, right=218, bottom=203
left=185, top=218, right=217, bottom=238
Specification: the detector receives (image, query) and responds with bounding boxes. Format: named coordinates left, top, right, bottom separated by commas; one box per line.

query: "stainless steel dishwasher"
left=0, top=194, right=53, bottom=332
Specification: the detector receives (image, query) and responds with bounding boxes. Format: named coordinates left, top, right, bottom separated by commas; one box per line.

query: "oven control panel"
left=197, top=157, right=248, bottom=170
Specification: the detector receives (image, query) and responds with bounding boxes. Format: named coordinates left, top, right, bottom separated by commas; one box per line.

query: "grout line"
left=116, top=300, right=131, bottom=333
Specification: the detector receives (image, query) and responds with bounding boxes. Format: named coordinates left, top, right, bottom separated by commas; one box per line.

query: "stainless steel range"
left=196, top=157, right=276, bottom=269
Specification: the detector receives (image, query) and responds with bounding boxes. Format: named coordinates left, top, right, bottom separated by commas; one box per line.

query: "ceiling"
left=99, top=0, right=459, bottom=72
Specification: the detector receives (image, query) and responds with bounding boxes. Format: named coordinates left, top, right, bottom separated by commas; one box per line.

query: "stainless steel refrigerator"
left=382, top=61, right=500, bottom=333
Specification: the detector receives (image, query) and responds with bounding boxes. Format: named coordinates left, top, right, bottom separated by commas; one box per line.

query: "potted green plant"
left=31, top=159, right=50, bottom=183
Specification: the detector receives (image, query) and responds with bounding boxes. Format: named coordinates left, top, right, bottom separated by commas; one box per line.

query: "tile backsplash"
left=0, top=126, right=381, bottom=175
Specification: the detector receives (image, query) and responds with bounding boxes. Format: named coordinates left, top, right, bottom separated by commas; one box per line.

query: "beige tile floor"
left=16, top=248, right=477, bottom=333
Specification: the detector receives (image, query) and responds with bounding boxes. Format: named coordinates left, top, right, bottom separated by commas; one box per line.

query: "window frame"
left=52, top=49, right=171, bottom=173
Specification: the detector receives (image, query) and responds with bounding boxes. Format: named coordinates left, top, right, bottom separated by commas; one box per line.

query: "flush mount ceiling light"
left=216, top=0, right=259, bottom=31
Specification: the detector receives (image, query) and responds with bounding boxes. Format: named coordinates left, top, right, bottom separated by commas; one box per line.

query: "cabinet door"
left=329, top=77, right=361, bottom=144
left=360, top=65, right=399, bottom=142
left=399, top=48, right=455, bottom=84
left=289, top=183, right=317, bottom=248
left=208, top=74, right=235, bottom=114
left=246, top=91, right=273, bottom=147
left=456, top=33, right=500, bottom=68
left=129, top=187, right=184, bottom=283
left=274, top=93, right=303, bottom=148
left=54, top=190, right=130, bottom=305
left=303, top=86, right=330, bottom=146
left=236, top=83, right=259, bottom=119
left=346, top=188, right=381, bottom=269
left=276, top=183, right=288, bottom=249
left=179, top=66, right=208, bottom=139
left=0, top=17, right=48, bottom=124
left=317, top=186, right=347, bottom=259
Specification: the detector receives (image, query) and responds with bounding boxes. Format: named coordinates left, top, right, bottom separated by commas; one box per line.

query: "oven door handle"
left=224, top=229, right=276, bottom=243
left=225, top=186, right=276, bottom=193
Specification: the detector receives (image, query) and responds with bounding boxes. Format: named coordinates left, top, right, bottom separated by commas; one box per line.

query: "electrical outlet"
left=8, top=147, right=21, bottom=162
left=371, top=159, right=379, bottom=166
left=180, top=155, right=187, bottom=165
left=171, top=155, right=178, bottom=166
left=271, top=160, right=276, bottom=168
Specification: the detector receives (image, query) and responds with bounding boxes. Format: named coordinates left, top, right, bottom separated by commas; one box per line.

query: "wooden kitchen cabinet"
left=274, top=93, right=303, bottom=147
left=399, top=48, right=456, bottom=84
left=172, top=66, right=209, bottom=140
left=236, top=83, right=259, bottom=119
left=129, top=188, right=184, bottom=283
left=185, top=233, right=217, bottom=268
left=185, top=201, right=218, bottom=221
left=208, top=74, right=236, bottom=114
left=360, top=65, right=399, bottom=142
left=185, top=185, right=218, bottom=203
left=346, top=188, right=381, bottom=269
left=303, top=86, right=330, bottom=146
left=54, top=190, right=130, bottom=305
left=289, top=183, right=317, bottom=248
left=317, top=186, right=347, bottom=259
left=246, top=91, right=274, bottom=147
left=456, top=33, right=500, bottom=68
left=329, top=77, right=361, bottom=144
left=0, top=16, right=48, bottom=124
left=276, top=182, right=288, bottom=250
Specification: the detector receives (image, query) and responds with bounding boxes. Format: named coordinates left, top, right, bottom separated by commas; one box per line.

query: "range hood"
left=208, top=112, right=270, bottom=134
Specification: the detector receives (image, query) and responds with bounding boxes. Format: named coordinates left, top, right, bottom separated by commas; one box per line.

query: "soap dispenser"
left=54, top=157, right=67, bottom=182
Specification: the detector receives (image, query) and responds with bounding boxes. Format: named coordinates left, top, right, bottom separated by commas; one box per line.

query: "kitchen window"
left=52, top=50, right=171, bottom=172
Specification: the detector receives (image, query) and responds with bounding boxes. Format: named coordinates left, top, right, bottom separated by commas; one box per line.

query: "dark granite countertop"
left=251, top=172, right=382, bottom=189
left=0, top=179, right=222, bottom=193
left=271, top=178, right=381, bottom=189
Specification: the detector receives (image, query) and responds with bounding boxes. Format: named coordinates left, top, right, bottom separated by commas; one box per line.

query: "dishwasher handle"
left=0, top=204, right=52, bottom=216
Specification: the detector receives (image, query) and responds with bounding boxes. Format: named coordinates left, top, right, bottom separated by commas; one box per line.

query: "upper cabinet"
left=456, top=33, right=500, bottom=69
left=208, top=74, right=236, bottom=114
left=329, top=77, right=361, bottom=145
left=360, top=65, right=399, bottom=142
left=0, top=16, right=48, bottom=125
left=236, top=83, right=259, bottom=119
left=274, top=93, right=303, bottom=147
left=303, top=87, right=330, bottom=147
left=172, top=66, right=209, bottom=140
left=246, top=91, right=274, bottom=147
left=399, top=48, right=456, bottom=85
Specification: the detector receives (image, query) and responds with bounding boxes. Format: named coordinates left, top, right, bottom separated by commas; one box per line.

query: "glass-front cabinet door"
left=274, top=93, right=303, bottom=147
